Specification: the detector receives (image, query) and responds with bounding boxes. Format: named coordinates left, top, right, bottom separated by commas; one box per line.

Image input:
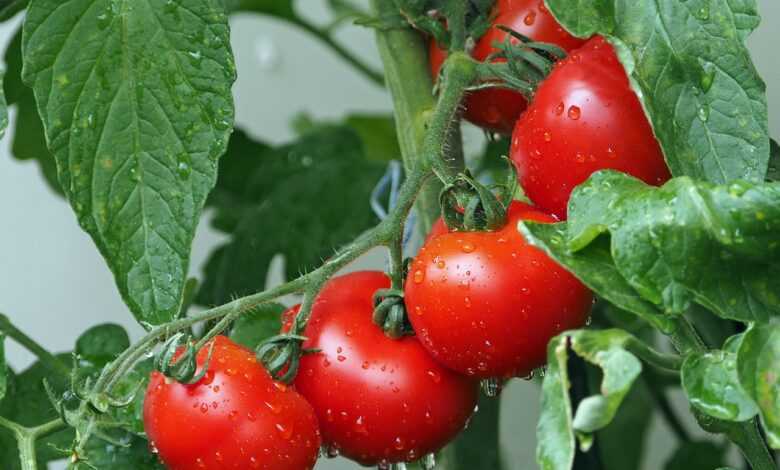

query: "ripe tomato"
left=510, top=36, right=671, bottom=219
left=429, top=0, right=586, bottom=133
left=285, top=271, right=478, bottom=466
left=405, top=202, right=593, bottom=379
left=143, top=336, right=320, bottom=470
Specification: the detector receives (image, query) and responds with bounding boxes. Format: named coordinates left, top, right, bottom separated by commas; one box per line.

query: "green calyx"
left=373, top=288, right=413, bottom=339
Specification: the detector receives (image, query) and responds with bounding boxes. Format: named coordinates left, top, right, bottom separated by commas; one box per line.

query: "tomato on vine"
left=510, top=35, right=671, bottom=219
left=404, top=201, right=593, bottom=379
left=429, top=0, right=586, bottom=133
left=284, top=271, right=479, bottom=466
left=143, top=336, right=320, bottom=470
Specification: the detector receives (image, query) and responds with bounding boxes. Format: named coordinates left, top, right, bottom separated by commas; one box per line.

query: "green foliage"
left=682, top=350, right=759, bottom=422
left=664, top=441, right=727, bottom=470
left=22, top=0, right=236, bottom=326
left=439, top=394, right=505, bottom=469
left=0, top=0, right=25, bottom=21
left=522, top=171, right=780, bottom=322
left=546, top=0, right=769, bottom=184
left=3, top=28, right=60, bottom=194
left=537, top=329, right=643, bottom=470
left=229, top=302, right=287, bottom=350
left=197, top=126, right=384, bottom=306
left=0, top=334, right=5, bottom=402
left=293, top=113, right=402, bottom=163
left=76, top=324, right=131, bottom=367
left=737, top=323, right=780, bottom=448
left=68, top=434, right=165, bottom=470
left=0, top=354, right=75, bottom=468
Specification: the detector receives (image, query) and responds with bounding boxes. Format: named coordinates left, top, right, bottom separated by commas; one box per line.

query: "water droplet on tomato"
left=575, top=152, right=585, bottom=163
left=607, top=147, right=618, bottom=159
left=461, top=242, right=476, bottom=253
left=413, top=270, right=425, bottom=283
left=414, top=306, right=423, bottom=316
left=543, top=131, right=552, bottom=142
left=337, top=355, right=347, bottom=362
left=354, top=416, right=369, bottom=435
left=524, top=11, right=536, bottom=25
left=196, top=457, right=206, bottom=468
left=199, top=402, right=209, bottom=413
left=276, top=422, right=294, bottom=439
left=265, top=401, right=281, bottom=414
left=394, top=436, right=406, bottom=450
left=554, top=102, right=564, bottom=116
left=427, top=370, right=442, bottom=383
left=249, top=456, right=260, bottom=468
left=362, top=361, right=370, bottom=369
left=567, top=105, right=581, bottom=120
left=538, top=1, right=548, bottom=13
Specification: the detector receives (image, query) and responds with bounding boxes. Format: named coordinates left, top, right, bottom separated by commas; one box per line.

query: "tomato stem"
left=0, top=416, right=66, bottom=470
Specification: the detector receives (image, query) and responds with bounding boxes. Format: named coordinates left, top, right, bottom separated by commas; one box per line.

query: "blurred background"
left=1, top=1, right=777, bottom=468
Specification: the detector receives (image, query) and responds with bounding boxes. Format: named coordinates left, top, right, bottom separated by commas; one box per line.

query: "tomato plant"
left=510, top=36, right=671, bottom=218
left=0, top=1, right=777, bottom=470
left=144, top=336, right=320, bottom=470
left=284, top=272, right=479, bottom=466
left=405, top=202, right=593, bottom=378
left=429, top=0, right=585, bottom=133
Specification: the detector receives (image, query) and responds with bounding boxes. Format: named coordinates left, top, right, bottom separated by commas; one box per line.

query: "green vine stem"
left=624, top=336, right=684, bottom=372
left=371, top=0, right=466, bottom=232
left=0, top=313, right=70, bottom=377
left=0, top=416, right=67, bottom=470
left=667, top=316, right=775, bottom=469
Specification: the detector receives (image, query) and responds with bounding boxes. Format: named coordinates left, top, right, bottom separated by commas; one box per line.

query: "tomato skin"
left=510, top=36, right=671, bottom=219
left=429, top=0, right=586, bottom=133
left=405, top=202, right=593, bottom=379
left=143, top=336, right=320, bottom=470
left=286, top=271, right=478, bottom=466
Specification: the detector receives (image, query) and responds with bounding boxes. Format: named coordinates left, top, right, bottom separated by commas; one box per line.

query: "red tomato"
left=143, top=336, right=320, bottom=470
left=285, top=271, right=478, bottom=466
left=510, top=36, right=671, bottom=219
left=429, top=0, right=586, bottom=133
left=405, top=202, right=593, bottom=379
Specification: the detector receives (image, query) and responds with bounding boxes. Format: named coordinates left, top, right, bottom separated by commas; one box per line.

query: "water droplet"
left=199, top=402, right=209, bottom=413
left=575, top=152, right=586, bottom=163
left=567, top=105, right=581, bottom=120
left=524, top=11, right=536, bottom=25
left=414, top=306, right=423, bottom=316
left=543, top=131, right=552, bottom=142
left=698, top=105, right=710, bottom=122
left=413, top=270, right=425, bottom=283
left=481, top=378, right=503, bottom=397
left=394, top=436, right=406, bottom=450
left=249, top=456, right=260, bottom=468
left=276, top=422, right=294, bottom=439
left=176, top=153, right=192, bottom=179
left=195, top=458, right=205, bottom=468
left=607, top=147, right=618, bottom=159
left=354, top=416, right=369, bottom=435
left=554, top=102, right=564, bottom=116
left=337, top=355, right=346, bottom=362
left=538, top=1, right=548, bottom=13
left=265, top=401, right=281, bottom=414
left=427, top=370, right=442, bottom=383
left=461, top=242, right=476, bottom=253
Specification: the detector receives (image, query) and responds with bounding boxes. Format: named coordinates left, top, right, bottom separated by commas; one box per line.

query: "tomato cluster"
left=143, top=1, right=674, bottom=469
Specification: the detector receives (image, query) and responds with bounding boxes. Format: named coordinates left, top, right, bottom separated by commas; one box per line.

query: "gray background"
left=1, top=1, right=778, bottom=468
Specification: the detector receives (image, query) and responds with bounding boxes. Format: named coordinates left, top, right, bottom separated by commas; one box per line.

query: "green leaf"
left=564, top=171, right=780, bottom=322
left=22, top=0, right=236, bottom=326
left=198, top=126, right=384, bottom=306
left=769, top=139, right=780, bottom=181
left=664, top=441, right=727, bottom=470
left=76, top=324, right=131, bottom=367
left=0, top=354, right=75, bottom=468
left=0, top=0, right=26, bottom=22
left=0, top=73, right=8, bottom=141
left=737, top=322, right=780, bottom=448
left=519, top=222, right=674, bottom=333
left=229, top=303, right=286, bottom=350
left=439, top=394, right=505, bottom=469
left=682, top=350, right=759, bottom=422
left=0, top=333, right=6, bottom=401
left=3, top=27, right=61, bottom=194
left=69, top=435, right=164, bottom=469
left=537, top=329, right=642, bottom=470
left=595, top=378, right=654, bottom=470
left=292, top=113, right=402, bottom=163
left=546, top=0, right=769, bottom=183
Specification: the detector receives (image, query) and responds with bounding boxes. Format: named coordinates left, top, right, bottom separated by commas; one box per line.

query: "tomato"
left=510, top=36, right=671, bottom=219
left=143, top=336, right=320, bottom=470
left=285, top=271, right=478, bottom=466
left=429, top=0, right=586, bottom=133
left=405, top=201, right=593, bottom=379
